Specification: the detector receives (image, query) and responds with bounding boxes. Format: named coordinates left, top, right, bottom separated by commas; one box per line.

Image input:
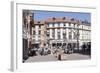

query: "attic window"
left=82, top=21, right=84, bottom=24
left=38, top=21, right=40, bottom=23
left=52, top=17, right=56, bottom=20
left=30, top=16, right=32, bottom=18
left=71, top=18, right=74, bottom=21
left=63, top=17, right=66, bottom=20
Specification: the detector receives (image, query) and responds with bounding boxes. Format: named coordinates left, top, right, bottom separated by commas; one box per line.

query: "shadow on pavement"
left=73, top=49, right=91, bottom=56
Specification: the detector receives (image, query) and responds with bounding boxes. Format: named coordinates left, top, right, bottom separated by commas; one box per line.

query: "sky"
left=32, top=10, right=91, bottom=23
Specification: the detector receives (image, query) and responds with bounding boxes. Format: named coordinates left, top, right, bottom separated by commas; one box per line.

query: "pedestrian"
left=82, top=43, right=86, bottom=53
left=57, top=48, right=62, bottom=61
left=58, top=54, right=61, bottom=60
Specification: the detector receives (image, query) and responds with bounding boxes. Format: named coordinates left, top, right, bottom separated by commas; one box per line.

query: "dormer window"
left=82, top=21, right=84, bottom=24
left=71, top=18, right=74, bottom=21
left=38, top=21, right=40, bottom=23
left=63, top=17, right=66, bottom=20
left=52, top=17, right=56, bottom=20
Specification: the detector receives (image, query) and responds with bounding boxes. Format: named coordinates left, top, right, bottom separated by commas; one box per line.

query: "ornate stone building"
left=23, top=10, right=34, bottom=61
left=31, top=21, right=46, bottom=48
left=31, top=17, right=91, bottom=50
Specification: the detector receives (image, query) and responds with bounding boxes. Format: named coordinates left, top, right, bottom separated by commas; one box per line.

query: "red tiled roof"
left=45, top=17, right=80, bottom=24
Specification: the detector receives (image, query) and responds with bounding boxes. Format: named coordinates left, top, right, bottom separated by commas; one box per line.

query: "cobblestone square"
left=25, top=53, right=90, bottom=62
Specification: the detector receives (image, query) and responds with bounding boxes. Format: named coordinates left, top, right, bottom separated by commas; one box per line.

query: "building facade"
left=23, top=10, right=34, bottom=61
left=31, top=17, right=91, bottom=51
left=31, top=21, right=46, bottom=48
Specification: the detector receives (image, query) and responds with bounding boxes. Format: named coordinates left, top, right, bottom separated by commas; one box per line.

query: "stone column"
left=65, top=23, right=69, bottom=39
left=66, top=28, right=69, bottom=39
left=60, top=28, right=63, bottom=39
left=55, top=23, right=58, bottom=39
left=71, top=23, right=74, bottom=40
left=50, top=29, right=53, bottom=39
left=35, top=25, right=39, bottom=42
left=55, top=29, right=58, bottom=39
left=49, top=23, right=53, bottom=39
left=60, top=23, right=63, bottom=39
